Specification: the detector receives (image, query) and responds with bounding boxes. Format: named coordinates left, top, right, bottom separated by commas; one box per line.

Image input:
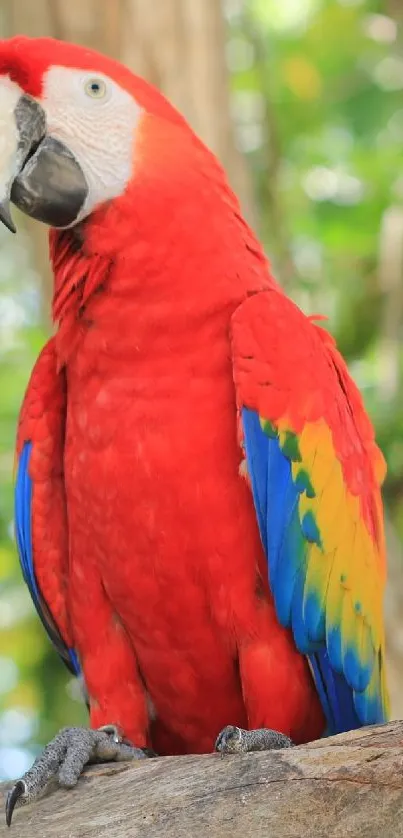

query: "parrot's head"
left=0, top=36, right=206, bottom=235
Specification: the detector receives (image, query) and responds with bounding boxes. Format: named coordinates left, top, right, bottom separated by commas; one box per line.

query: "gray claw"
left=6, top=780, right=26, bottom=827
left=96, top=724, right=122, bottom=744
left=215, top=725, right=294, bottom=755
left=215, top=725, right=243, bottom=755
left=4, top=724, right=152, bottom=826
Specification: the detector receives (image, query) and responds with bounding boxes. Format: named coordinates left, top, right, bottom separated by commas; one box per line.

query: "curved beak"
left=0, top=92, right=88, bottom=232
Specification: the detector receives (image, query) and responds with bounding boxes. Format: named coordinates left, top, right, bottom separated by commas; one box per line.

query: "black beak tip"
left=0, top=201, right=16, bottom=234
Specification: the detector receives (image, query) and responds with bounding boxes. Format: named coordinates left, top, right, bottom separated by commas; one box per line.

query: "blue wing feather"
left=241, top=407, right=368, bottom=735
left=310, top=650, right=360, bottom=733
left=15, top=441, right=80, bottom=676
left=242, top=410, right=268, bottom=554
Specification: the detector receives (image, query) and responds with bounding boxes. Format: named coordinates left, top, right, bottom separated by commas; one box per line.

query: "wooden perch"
left=1, top=721, right=403, bottom=838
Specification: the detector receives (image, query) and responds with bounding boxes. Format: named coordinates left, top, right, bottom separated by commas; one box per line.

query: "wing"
left=15, top=337, right=79, bottom=676
left=231, top=289, right=389, bottom=734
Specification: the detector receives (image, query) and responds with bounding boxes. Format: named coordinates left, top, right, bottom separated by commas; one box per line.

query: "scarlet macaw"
left=0, top=36, right=389, bottom=825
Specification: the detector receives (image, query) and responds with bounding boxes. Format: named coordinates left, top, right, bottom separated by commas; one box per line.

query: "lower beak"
left=0, top=92, right=88, bottom=232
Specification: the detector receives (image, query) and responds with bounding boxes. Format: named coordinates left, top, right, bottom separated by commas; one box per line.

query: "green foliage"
left=0, top=231, right=87, bottom=779
left=0, top=0, right=402, bottom=779
left=228, top=0, right=403, bottom=506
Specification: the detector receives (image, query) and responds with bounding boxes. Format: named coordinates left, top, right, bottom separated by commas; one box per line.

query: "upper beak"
left=0, top=92, right=88, bottom=232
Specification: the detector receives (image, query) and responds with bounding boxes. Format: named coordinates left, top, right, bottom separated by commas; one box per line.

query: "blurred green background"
left=0, top=0, right=402, bottom=779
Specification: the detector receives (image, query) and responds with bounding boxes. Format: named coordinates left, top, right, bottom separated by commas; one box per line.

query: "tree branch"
left=1, top=721, right=403, bottom=837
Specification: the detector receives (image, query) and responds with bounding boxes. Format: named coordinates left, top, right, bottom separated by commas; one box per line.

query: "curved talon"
left=5, top=780, right=25, bottom=827
left=215, top=725, right=294, bottom=755
left=215, top=725, right=242, bottom=755
left=4, top=724, right=152, bottom=825
left=97, top=724, right=122, bottom=745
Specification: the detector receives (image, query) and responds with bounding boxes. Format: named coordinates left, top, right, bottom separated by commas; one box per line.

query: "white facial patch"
left=0, top=76, right=23, bottom=199
left=42, top=65, right=142, bottom=222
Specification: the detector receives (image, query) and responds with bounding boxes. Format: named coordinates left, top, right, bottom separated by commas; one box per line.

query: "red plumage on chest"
left=45, top=201, right=324, bottom=755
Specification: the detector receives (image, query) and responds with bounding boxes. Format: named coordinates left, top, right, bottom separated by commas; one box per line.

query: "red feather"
left=13, top=39, right=387, bottom=753
left=17, top=116, right=325, bottom=751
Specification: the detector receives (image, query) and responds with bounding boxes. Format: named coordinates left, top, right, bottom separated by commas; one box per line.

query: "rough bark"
left=1, top=721, right=403, bottom=838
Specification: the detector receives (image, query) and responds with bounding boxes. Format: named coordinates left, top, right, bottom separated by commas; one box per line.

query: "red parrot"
left=0, top=36, right=389, bottom=825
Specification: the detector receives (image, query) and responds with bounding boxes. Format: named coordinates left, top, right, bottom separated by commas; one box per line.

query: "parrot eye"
left=84, top=78, right=107, bottom=99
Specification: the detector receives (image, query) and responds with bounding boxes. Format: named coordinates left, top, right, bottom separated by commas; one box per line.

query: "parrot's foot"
left=215, top=725, right=294, bottom=755
left=5, top=724, right=152, bottom=827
